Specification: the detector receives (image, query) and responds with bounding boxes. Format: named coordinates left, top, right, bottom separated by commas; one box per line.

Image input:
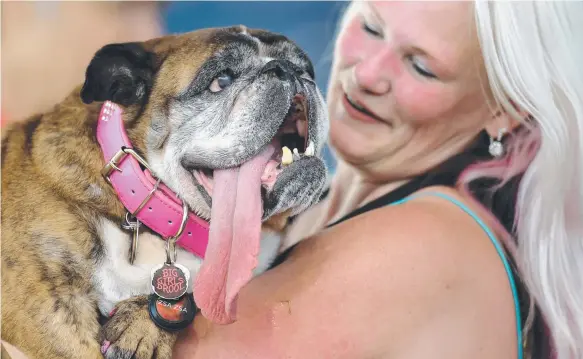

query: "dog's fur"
left=1, top=26, right=328, bottom=359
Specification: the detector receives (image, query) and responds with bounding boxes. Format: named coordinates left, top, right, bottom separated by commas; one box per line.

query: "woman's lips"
left=342, top=93, right=385, bottom=124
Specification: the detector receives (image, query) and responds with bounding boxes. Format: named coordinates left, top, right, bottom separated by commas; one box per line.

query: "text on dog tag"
left=151, top=263, right=190, bottom=300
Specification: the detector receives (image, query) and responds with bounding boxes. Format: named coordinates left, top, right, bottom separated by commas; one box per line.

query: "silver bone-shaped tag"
left=121, top=213, right=140, bottom=265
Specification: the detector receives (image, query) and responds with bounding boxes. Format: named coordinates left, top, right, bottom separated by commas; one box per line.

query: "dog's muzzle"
left=189, top=92, right=313, bottom=199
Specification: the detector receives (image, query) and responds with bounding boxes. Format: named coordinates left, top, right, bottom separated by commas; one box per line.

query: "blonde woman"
left=174, top=1, right=583, bottom=359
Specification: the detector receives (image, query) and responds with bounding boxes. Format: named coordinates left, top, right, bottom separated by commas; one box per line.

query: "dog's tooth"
left=305, top=141, right=315, bottom=156
left=292, top=148, right=301, bottom=161
left=282, top=146, right=293, bottom=165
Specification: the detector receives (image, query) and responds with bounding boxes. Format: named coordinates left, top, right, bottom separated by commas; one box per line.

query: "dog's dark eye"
left=209, top=73, right=233, bottom=93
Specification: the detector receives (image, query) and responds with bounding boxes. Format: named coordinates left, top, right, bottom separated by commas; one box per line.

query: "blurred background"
left=1, top=1, right=347, bottom=172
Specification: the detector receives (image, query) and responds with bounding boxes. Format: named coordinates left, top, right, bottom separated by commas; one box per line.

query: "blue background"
left=163, top=1, right=348, bottom=172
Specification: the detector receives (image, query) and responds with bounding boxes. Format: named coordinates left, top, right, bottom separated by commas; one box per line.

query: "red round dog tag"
left=151, top=263, right=190, bottom=300
left=148, top=293, right=197, bottom=332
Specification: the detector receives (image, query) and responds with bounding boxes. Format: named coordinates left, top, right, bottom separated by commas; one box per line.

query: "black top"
left=269, top=130, right=550, bottom=358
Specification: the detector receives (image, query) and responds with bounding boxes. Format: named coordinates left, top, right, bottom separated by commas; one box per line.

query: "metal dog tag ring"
left=128, top=219, right=140, bottom=264
left=148, top=293, right=197, bottom=332
left=121, top=213, right=140, bottom=265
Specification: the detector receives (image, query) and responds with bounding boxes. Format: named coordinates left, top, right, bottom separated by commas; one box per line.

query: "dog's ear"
left=80, top=42, right=157, bottom=106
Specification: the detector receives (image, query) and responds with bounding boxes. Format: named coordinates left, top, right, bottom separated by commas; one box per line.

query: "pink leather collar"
left=96, top=101, right=209, bottom=259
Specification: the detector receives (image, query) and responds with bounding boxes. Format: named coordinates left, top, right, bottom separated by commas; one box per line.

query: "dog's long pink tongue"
left=193, top=145, right=275, bottom=324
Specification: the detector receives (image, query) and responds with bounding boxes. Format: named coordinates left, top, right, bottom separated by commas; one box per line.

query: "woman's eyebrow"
left=366, top=1, right=457, bottom=78
left=365, top=1, right=385, bottom=27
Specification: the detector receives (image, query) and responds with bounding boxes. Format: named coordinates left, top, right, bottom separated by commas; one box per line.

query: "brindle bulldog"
left=1, top=26, right=329, bottom=359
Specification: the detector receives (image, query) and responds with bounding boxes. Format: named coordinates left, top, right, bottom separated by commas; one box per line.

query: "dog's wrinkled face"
left=81, top=26, right=328, bottom=221
left=81, top=26, right=329, bottom=324
left=155, top=28, right=329, bottom=221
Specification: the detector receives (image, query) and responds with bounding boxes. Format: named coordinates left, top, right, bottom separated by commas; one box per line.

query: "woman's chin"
left=330, top=135, right=375, bottom=167
left=329, top=124, right=381, bottom=164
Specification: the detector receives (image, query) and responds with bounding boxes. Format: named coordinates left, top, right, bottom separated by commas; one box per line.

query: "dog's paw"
left=263, top=156, right=327, bottom=219
left=100, top=296, right=177, bottom=359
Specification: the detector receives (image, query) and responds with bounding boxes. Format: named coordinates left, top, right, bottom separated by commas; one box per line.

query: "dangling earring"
left=489, top=127, right=507, bottom=158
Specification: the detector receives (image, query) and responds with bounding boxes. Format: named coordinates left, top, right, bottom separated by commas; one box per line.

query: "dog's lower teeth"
left=281, top=146, right=293, bottom=165
left=305, top=141, right=315, bottom=157
left=292, top=148, right=301, bottom=161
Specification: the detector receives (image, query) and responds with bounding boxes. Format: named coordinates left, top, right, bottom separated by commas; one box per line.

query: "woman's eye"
left=209, top=73, right=234, bottom=93
left=361, top=20, right=383, bottom=38
left=408, top=56, right=437, bottom=79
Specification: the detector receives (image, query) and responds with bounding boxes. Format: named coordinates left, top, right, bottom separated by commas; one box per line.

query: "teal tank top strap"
left=390, top=191, right=524, bottom=359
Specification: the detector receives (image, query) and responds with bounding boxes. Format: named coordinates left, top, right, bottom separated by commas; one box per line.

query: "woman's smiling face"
left=327, top=1, right=497, bottom=180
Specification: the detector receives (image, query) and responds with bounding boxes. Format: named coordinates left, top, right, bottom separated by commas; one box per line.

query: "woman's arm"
left=173, top=189, right=517, bottom=359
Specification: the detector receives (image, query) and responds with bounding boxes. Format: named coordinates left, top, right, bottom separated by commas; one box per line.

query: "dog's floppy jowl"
left=2, top=25, right=328, bottom=359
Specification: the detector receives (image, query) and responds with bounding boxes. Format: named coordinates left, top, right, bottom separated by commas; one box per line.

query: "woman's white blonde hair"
left=472, top=2, right=583, bottom=358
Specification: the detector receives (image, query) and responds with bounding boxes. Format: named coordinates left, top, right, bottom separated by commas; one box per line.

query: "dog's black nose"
left=261, top=59, right=295, bottom=81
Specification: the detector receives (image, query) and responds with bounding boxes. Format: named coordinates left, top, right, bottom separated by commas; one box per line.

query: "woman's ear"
left=484, top=101, right=529, bottom=138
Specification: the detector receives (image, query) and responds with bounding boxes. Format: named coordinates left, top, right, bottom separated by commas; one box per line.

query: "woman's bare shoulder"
left=282, top=185, right=518, bottom=357
left=294, top=185, right=501, bottom=267
left=175, top=186, right=517, bottom=359
left=303, top=185, right=514, bottom=300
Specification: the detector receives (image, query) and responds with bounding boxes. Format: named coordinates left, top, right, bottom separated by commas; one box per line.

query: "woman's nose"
left=353, top=48, right=392, bottom=95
